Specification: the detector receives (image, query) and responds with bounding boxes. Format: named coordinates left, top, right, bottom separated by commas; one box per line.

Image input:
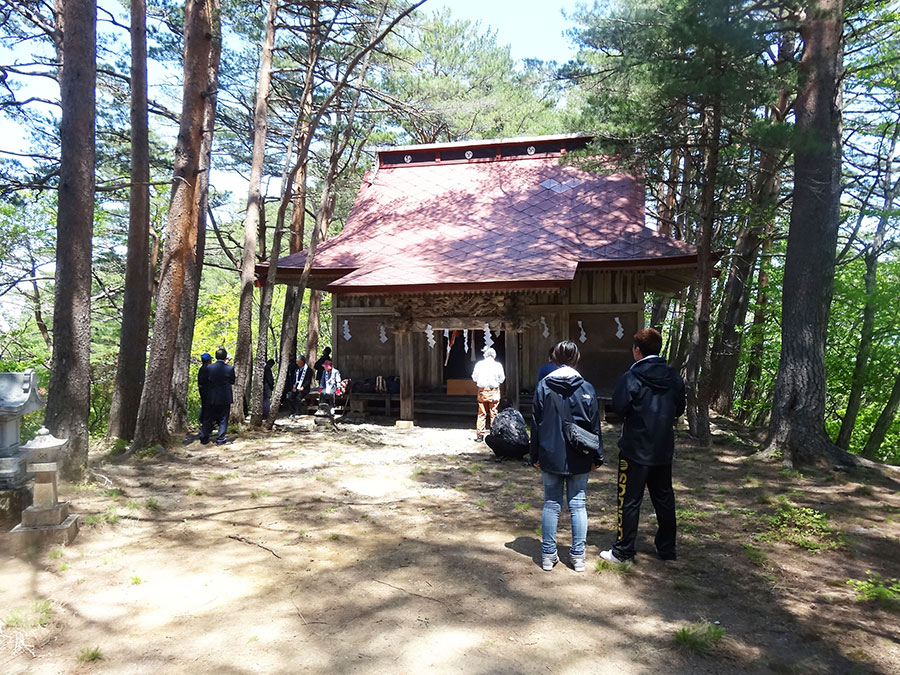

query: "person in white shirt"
left=471, top=347, right=505, bottom=442
left=317, top=360, right=343, bottom=415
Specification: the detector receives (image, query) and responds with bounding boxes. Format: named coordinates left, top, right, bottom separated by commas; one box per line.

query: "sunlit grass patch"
left=2, top=599, right=53, bottom=629
left=77, top=646, right=102, bottom=663
left=83, top=506, right=120, bottom=526
left=762, top=504, right=839, bottom=552
left=847, top=572, right=900, bottom=611
left=595, top=559, right=633, bottom=574
left=674, top=621, right=724, bottom=654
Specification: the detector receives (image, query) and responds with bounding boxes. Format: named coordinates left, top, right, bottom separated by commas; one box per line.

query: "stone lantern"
left=0, top=369, right=43, bottom=532
left=11, top=427, right=79, bottom=546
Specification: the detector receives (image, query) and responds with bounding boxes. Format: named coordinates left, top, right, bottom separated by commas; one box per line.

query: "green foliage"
left=762, top=505, right=839, bottom=553
left=382, top=9, right=566, bottom=143
left=77, top=646, right=103, bottom=663
left=742, top=542, right=768, bottom=567
left=674, top=622, right=724, bottom=654
left=595, top=558, right=634, bottom=574
left=825, top=257, right=900, bottom=463
left=846, top=572, right=900, bottom=611
left=2, top=599, right=53, bottom=628
left=83, top=506, right=120, bottom=526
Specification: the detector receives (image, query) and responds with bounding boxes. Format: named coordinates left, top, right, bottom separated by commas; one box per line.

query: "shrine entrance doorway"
left=442, top=329, right=507, bottom=382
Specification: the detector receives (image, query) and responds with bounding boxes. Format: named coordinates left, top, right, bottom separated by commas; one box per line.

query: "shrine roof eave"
left=575, top=254, right=701, bottom=271
left=325, top=278, right=571, bottom=295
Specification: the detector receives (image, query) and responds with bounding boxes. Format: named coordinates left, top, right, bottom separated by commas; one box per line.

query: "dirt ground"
left=2, top=415, right=899, bottom=674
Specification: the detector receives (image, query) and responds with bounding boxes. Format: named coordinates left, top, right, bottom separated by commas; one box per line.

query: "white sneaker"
left=600, top=549, right=631, bottom=565
left=571, top=553, right=585, bottom=572
left=541, top=552, right=559, bottom=571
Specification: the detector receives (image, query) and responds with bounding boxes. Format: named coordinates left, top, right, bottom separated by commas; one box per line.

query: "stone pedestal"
left=10, top=428, right=79, bottom=549
left=0, top=369, right=42, bottom=529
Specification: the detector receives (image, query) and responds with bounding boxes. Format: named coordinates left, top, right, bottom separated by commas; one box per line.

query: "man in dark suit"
left=199, top=347, right=236, bottom=445
left=287, top=354, right=313, bottom=417
left=197, top=352, right=212, bottom=426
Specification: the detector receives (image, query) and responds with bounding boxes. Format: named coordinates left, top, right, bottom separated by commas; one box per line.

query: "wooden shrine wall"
left=331, top=269, right=644, bottom=397
left=521, top=270, right=644, bottom=396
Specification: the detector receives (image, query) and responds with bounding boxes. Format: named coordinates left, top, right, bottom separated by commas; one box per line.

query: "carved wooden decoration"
left=390, top=291, right=538, bottom=332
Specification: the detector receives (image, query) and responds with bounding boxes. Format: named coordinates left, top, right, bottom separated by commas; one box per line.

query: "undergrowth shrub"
left=847, top=572, right=900, bottom=611
left=762, top=504, right=839, bottom=552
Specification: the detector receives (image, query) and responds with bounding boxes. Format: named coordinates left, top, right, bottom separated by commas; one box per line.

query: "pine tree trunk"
left=108, top=0, right=150, bottom=442
left=232, top=0, right=278, bottom=424
left=673, top=286, right=695, bottom=369
left=169, top=25, right=220, bottom=434
left=665, top=292, right=683, bottom=363
left=306, top=289, right=323, bottom=363
left=45, top=0, right=96, bottom=480
left=684, top=81, right=722, bottom=443
left=861, top=370, right=900, bottom=461
left=739, top=233, right=771, bottom=423
left=836, top=130, right=897, bottom=448
left=275, top=161, right=309, bottom=377
left=132, top=0, right=217, bottom=451
left=762, top=0, right=849, bottom=467
left=710, top=50, right=792, bottom=417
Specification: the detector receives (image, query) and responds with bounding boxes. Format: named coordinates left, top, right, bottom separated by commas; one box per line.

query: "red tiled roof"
left=261, top=136, right=697, bottom=293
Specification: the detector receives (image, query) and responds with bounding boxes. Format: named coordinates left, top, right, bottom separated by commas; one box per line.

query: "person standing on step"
left=471, top=346, right=505, bottom=442
left=531, top=340, right=603, bottom=572
left=601, top=328, right=685, bottom=565
left=199, top=347, right=236, bottom=446
left=314, top=346, right=332, bottom=387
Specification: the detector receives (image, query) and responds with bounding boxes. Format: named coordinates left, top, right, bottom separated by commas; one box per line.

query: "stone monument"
left=11, top=427, right=79, bottom=546
left=0, top=369, right=42, bottom=532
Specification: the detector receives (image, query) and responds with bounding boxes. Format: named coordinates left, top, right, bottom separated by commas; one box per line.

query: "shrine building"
left=260, top=133, right=698, bottom=421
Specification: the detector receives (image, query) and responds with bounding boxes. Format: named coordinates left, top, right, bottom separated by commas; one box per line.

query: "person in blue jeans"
left=530, top=340, right=604, bottom=572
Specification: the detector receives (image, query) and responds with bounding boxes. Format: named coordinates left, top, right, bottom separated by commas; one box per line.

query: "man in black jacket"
left=199, top=348, right=236, bottom=445
left=601, top=328, right=685, bottom=564
left=287, top=355, right=313, bottom=417
left=197, top=352, right=212, bottom=426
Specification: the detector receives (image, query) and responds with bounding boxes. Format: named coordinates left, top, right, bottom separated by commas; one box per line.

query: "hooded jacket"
left=530, top=366, right=603, bottom=474
left=612, top=355, right=686, bottom=466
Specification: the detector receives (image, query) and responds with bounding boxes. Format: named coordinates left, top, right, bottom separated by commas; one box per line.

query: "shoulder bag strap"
left=548, top=390, right=573, bottom=424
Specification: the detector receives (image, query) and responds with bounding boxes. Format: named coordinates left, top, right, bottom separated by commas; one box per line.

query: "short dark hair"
left=215, top=347, right=228, bottom=361
left=552, top=340, right=580, bottom=368
left=633, top=329, right=662, bottom=356
left=547, top=346, right=555, bottom=360
left=322, top=346, right=332, bottom=356
left=296, top=355, right=306, bottom=364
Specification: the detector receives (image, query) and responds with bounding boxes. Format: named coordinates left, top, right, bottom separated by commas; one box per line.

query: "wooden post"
left=505, top=330, right=520, bottom=411
left=398, top=331, right=414, bottom=421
